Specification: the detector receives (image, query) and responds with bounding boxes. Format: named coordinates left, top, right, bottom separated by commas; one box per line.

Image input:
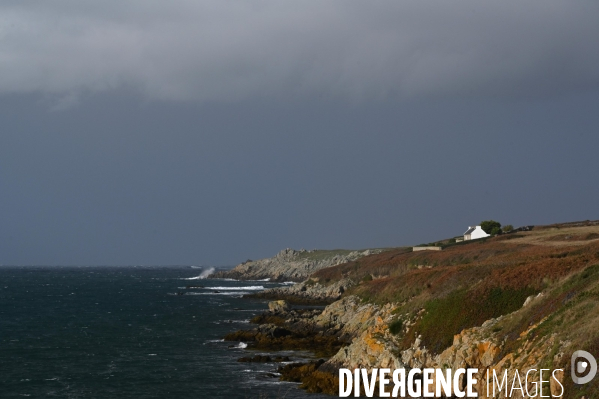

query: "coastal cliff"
left=211, top=247, right=384, bottom=282
left=225, top=221, right=599, bottom=398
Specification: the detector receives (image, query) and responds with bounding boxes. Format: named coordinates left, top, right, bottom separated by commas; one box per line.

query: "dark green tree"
left=481, top=220, right=502, bottom=235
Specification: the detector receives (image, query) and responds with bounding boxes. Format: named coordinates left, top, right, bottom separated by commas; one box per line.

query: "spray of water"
left=184, top=267, right=215, bottom=280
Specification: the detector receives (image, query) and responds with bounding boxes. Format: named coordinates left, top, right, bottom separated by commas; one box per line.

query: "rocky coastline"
left=218, top=222, right=599, bottom=398
left=211, top=248, right=383, bottom=282
left=224, top=296, right=388, bottom=393
left=226, top=295, right=570, bottom=397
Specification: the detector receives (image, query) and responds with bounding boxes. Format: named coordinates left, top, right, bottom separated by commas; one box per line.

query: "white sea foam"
left=255, top=278, right=271, bottom=282
left=190, top=266, right=202, bottom=269
left=230, top=342, right=247, bottom=349
left=182, top=267, right=215, bottom=280
left=207, top=286, right=264, bottom=291
left=185, top=291, right=250, bottom=296
left=281, top=282, right=296, bottom=285
left=203, top=339, right=225, bottom=345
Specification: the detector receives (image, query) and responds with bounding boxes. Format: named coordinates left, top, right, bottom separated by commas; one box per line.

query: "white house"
left=463, top=226, right=490, bottom=241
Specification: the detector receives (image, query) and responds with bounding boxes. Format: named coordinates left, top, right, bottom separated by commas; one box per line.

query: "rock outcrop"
left=211, top=248, right=383, bottom=282
left=226, top=286, right=587, bottom=397
left=267, top=300, right=289, bottom=313
left=239, top=295, right=571, bottom=397
left=225, top=296, right=383, bottom=356
left=225, top=296, right=400, bottom=392
left=224, top=307, right=344, bottom=358
left=323, top=310, right=570, bottom=398
left=249, top=278, right=355, bottom=304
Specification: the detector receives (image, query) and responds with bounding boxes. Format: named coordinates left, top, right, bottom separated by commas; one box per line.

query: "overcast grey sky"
left=1, top=1, right=598, bottom=266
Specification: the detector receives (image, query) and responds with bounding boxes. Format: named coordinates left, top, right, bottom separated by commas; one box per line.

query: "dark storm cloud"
left=2, top=92, right=599, bottom=265
left=1, top=0, right=598, bottom=103
left=2, top=1, right=599, bottom=266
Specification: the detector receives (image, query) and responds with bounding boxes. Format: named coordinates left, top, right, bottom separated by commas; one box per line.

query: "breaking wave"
left=182, top=267, right=215, bottom=280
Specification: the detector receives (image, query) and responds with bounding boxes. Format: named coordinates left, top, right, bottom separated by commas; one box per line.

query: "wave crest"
left=182, top=267, right=215, bottom=280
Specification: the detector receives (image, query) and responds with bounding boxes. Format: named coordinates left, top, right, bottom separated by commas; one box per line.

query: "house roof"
left=464, top=226, right=476, bottom=235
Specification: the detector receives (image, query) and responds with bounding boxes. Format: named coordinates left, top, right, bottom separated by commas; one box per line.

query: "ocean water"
left=0, top=266, right=330, bottom=399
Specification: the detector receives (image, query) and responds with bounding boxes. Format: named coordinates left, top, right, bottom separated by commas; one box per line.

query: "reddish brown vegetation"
left=312, top=228, right=599, bottom=353
left=314, top=237, right=599, bottom=304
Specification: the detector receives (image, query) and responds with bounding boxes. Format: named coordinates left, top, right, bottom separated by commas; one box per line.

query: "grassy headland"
left=229, top=220, right=599, bottom=397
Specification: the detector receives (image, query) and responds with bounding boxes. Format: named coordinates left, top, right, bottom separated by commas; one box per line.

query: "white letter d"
left=339, top=369, right=352, bottom=397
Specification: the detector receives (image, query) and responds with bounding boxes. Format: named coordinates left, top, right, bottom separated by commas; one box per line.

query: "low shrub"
left=388, top=319, right=403, bottom=335
left=404, top=286, right=537, bottom=353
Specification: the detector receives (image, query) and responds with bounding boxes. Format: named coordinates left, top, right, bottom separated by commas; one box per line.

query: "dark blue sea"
left=0, top=266, right=330, bottom=399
